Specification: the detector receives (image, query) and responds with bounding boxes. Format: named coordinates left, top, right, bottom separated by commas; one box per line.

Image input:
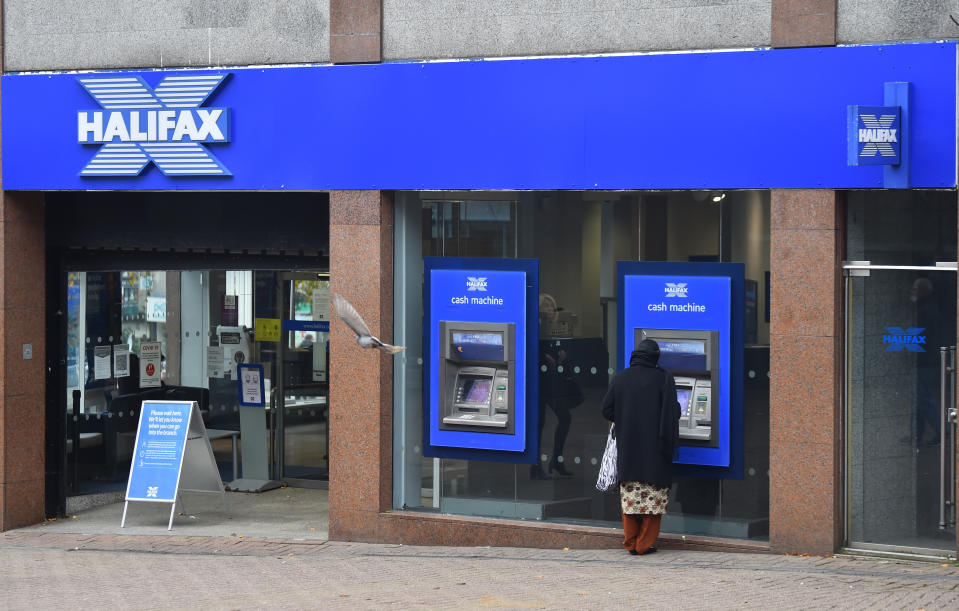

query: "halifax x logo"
left=77, top=73, right=231, bottom=177
left=859, top=113, right=898, bottom=158
left=883, top=327, right=926, bottom=352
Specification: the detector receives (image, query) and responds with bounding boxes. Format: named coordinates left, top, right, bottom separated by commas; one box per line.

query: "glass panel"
left=280, top=275, right=330, bottom=483
left=847, top=270, right=956, bottom=550
left=396, top=191, right=771, bottom=540
left=847, top=191, right=957, bottom=265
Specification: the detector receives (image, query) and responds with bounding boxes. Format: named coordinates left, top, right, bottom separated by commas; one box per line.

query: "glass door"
left=275, top=271, right=330, bottom=487
left=845, top=264, right=957, bottom=556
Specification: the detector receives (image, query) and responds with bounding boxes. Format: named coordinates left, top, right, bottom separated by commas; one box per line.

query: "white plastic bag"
left=595, top=424, right=618, bottom=493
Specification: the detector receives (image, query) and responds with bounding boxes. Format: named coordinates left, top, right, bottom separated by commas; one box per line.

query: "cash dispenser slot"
left=439, top=321, right=515, bottom=435
left=637, top=328, right=719, bottom=448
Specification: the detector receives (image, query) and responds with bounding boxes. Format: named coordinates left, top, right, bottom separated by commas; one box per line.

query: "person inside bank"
left=602, top=339, right=681, bottom=556
left=532, top=293, right=583, bottom=479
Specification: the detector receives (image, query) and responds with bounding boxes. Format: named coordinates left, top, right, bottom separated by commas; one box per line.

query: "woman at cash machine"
left=601, top=339, right=681, bottom=556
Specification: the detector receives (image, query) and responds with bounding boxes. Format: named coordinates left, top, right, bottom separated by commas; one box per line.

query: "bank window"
left=395, top=190, right=771, bottom=541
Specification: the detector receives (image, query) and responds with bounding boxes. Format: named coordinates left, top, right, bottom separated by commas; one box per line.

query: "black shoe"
left=548, top=457, right=574, bottom=477
left=641, top=546, right=658, bottom=555
left=530, top=464, right=550, bottom=480
left=628, top=549, right=639, bottom=555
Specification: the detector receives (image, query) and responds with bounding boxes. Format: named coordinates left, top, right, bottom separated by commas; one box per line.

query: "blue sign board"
left=424, top=257, right=539, bottom=463
left=618, top=262, right=744, bottom=477
left=282, top=320, right=330, bottom=332
left=125, top=401, right=193, bottom=502
left=2, top=41, right=955, bottom=190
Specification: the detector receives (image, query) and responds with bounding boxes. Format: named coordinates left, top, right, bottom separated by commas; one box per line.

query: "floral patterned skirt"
left=620, top=480, right=670, bottom=515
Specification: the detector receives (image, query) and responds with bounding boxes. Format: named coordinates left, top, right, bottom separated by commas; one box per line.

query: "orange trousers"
left=621, top=512, right=661, bottom=554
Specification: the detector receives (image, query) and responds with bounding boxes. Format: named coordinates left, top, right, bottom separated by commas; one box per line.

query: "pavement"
left=15, top=486, right=329, bottom=540
left=4, top=489, right=959, bottom=609
left=3, top=529, right=959, bottom=609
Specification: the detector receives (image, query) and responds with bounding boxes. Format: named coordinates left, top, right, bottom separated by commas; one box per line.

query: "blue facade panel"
left=2, top=42, right=955, bottom=190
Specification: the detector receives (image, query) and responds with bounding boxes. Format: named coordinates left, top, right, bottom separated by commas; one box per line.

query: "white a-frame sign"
left=121, top=400, right=227, bottom=530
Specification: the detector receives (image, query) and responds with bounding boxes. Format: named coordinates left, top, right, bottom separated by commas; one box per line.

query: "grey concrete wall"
left=383, top=0, right=771, bottom=60
left=838, top=0, right=959, bottom=44
left=3, top=1, right=329, bottom=72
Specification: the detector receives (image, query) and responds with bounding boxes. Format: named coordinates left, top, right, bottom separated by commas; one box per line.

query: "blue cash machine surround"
left=424, top=257, right=539, bottom=463
left=618, top=262, right=744, bottom=479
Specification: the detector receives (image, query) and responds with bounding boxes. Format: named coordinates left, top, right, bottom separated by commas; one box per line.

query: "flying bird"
left=332, top=293, right=405, bottom=354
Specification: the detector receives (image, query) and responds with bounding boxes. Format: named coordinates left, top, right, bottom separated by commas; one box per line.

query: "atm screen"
left=656, top=339, right=708, bottom=371
left=676, top=388, right=691, bottom=416
left=660, top=341, right=705, bottom=355
left=462, top=378, right=492, bottom=404
left=453, top=332, right=503, bottom=346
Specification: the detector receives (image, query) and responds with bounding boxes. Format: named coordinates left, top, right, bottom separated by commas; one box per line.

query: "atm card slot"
left=679, top=428, right=711, bottom=441
left=442, top=414, right=507, bottom=428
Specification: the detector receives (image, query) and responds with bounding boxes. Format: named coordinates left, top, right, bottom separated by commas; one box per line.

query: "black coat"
left=601, top=349, right=681, bottom=488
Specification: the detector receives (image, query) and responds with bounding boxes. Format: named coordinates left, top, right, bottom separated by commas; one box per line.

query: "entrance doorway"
left=55, top=266, right=330, bottom=515
left=843, top=191, right=958, bottom=558
left=845, top=263, right=957, bottom=557
left=274, top=271, right=330, bottom=487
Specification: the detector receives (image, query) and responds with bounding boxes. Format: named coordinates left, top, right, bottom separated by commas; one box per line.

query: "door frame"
left=274, top=270, right=330, bottom=490
left=841, top=260, right=958, bottom=559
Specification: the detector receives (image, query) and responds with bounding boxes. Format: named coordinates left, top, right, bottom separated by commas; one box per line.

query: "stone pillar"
left=330, top=0, right=382, bottom=64
left=328, top=191, right=393, bottom=541
left=768, top=190, right=842, bottom=554
left=771, top=0, right=836, bottom=48
left=0, top=192, right=46, bottom=530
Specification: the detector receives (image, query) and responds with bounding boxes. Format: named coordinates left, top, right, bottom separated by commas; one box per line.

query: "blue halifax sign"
left=2, top=41, right=955, bottom=190
left=883, top=326, right=926, bottom=352
left=849, top=105, right=901, bottom=166
left=77, top=74, right=231, bottom=177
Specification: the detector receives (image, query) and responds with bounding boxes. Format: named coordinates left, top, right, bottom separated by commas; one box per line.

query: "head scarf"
left=629, top=339, right=660, bottom=368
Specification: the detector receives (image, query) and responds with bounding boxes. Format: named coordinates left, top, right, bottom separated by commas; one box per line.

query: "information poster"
left=313, top=340, right=327, bottom=382
left=113, top=344, right=130, bottom=378
left=238, top=364, right=265, bottom=407
left=254, top=318, right=281, bottom=343
left=93, top=345, right=112, bottom=380
left=205, top=345, right=224, bottom=378
left=221, top=294, right=239, bottom=326
left=146, top=296, right=166, bottom=323
left=125, top=401, right=192, bottom=502
left=312, top=287, right=330, bottom=322
left=140, top=341, right=162, bottom=388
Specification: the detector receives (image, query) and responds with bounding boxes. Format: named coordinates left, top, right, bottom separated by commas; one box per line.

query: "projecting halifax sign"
left=848, top=105, right=901, bottom=165
left=77, top=74, right=231, bottom=176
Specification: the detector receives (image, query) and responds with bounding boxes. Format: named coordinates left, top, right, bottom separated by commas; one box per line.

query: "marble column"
left=769, top=190, right=842, bottom=554
left=328, top=190, right=394, bottom=540
left=0, top=191, right=46, bottom=530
